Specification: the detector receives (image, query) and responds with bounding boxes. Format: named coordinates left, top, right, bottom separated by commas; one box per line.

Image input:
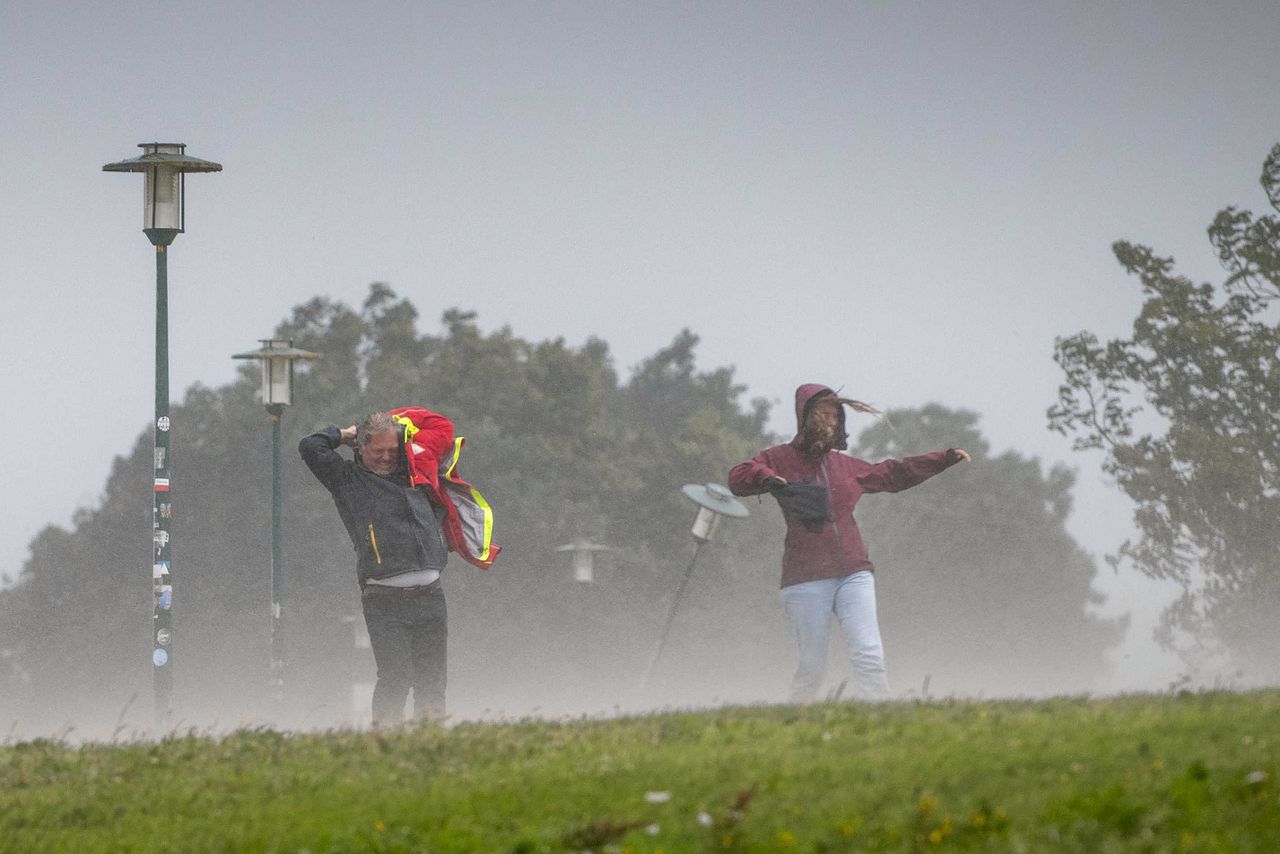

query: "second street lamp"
left=233, top=339, right=321, bottom=706
left=641, top=483, right=748, bottom=690
left=555, top=538, right=613, bottom=584
left=103, top=142, right=221, bottom=727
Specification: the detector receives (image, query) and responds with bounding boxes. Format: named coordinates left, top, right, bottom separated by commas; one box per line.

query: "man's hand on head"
left=340, top=425, right=358, bottom=447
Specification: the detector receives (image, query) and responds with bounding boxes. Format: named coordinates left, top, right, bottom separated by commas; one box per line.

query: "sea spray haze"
left=1, top=289, right=1114, bottom=737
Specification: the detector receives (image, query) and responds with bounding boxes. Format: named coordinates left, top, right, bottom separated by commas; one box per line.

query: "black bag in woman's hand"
left=771, top=482, right=830, bottom=532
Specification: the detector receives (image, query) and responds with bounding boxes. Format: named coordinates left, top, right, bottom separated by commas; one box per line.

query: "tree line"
left=0, top=284, right=1124, bottom=734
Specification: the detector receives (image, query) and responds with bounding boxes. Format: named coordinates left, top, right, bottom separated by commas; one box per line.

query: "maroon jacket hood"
left=791, top=383, right=844, bottom=451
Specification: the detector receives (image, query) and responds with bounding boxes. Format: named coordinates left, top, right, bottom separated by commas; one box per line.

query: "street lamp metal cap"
left=681, top=482, right=749, bottom=518
left=103, top=143, right=223, bottom=173
left=232, top=339, right=322, bottom=362
left=555, top=538, right=612, bottom=553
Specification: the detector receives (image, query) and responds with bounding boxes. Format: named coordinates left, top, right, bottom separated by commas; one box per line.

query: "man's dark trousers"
left=361, top=585, right=447, bottom=725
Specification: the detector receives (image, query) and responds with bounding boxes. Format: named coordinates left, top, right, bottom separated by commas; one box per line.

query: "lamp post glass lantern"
left=234, top=339, right=321, bottom=408
left=555, top=539, right=612, bottom=584
left=103, top=142, right=221, bottom=726
left=682, top=482, right=749, bottom=541
left=104, top=143, right=222, bottom=245
left=233, top=339, right=320, bottom=705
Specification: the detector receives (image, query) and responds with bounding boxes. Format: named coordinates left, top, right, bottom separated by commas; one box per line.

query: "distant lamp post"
left=642, top=483, right=749, bottom=689
left=233, top=339, right=321, bottom=705
left=103, top=143, right=221, bottom=726
left=556, top=539, right=612, bottom=583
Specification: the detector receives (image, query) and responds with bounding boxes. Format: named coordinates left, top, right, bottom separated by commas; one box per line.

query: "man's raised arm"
left=299, top=424, right=357, bottom=493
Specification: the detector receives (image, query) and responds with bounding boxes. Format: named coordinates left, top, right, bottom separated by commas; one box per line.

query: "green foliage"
left=852, top=405, right=1124, bottom=696
left=1048, top=144, right=1280, bottom=673
left=2, top=691, right=1278, bottom=852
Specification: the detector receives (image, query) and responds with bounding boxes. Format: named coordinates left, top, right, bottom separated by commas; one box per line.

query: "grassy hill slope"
left=3, top=691, right=1279, bottom=852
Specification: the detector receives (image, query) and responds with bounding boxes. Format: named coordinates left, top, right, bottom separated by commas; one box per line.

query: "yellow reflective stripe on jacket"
left=391, top=413, right=419, bottom=444
left=442, top=438, right=464, bottom=480
left=367, top=523, right=382, bottom=564
left=467, top=485, right=494, bottom=561
left=441, top=438, right=493, bottom=561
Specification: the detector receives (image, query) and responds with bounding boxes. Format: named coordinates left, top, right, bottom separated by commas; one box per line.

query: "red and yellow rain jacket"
left=389, top=406, right=500, bottom=570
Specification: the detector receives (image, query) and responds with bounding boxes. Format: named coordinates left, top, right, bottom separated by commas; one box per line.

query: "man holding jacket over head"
left=299, top=409, right=454, bottom=726
left=729, top=383, right=970, bottom=703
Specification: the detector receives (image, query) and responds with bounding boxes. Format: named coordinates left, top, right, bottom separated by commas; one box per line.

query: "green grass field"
left=2, top=691, right=1278, bottom=852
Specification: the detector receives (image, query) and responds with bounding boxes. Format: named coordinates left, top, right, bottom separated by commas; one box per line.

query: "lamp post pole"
left=640, top=483, right=748, bottom=691
left=104, top=143, right=221, bottom=727
left=269, top=402, right=285, bottom=703
left=151, top=230, right=175, bottom=722
left=642, top=539, right=703, bottom=687
left=233, top=339, right=321, bottom=707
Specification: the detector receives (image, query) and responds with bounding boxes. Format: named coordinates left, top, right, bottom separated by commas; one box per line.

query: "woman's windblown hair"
left=837, top=398, right=883, bottom=418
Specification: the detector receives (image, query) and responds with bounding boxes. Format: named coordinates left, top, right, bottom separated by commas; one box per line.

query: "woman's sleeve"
left=729, top=450, right=778, bottom=496
left=855, top=449, right=961, bottom=494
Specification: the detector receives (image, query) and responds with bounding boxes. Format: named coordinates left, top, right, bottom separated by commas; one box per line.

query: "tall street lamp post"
left=103, top=143, right=221, bottom=726
left=232, top=339, right=321, bottom=706
left=641, top=483, right=748, bottom=690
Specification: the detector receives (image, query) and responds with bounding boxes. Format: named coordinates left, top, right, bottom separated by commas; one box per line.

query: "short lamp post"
left=103, top=143, right=221, bottom=726
left=232, top=339, right=321, bottom=705
left=555, top=539, right=612, bottom=584
left=641, top=483, right=749, bottom=689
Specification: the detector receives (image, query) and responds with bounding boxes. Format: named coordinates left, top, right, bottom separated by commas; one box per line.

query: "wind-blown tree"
left=850, top=405, right=1124, bottom=697
left=1049, top=144, right=1280, bottom=678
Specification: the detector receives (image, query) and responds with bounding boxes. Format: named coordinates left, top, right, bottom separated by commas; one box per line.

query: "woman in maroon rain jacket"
left=729, top=383, right=970, bottom=702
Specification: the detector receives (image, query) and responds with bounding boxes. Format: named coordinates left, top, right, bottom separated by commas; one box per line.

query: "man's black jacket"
left=299, top=426, right=448, bottom=585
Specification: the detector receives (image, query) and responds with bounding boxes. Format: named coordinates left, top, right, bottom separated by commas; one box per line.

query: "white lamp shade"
left=144, top=163, right=183, bottom=231
left=572, top=551, right=595, bottom=583
left=691, top=506, right=722, bottom=542
left=263, top=356, right=293, bottom=406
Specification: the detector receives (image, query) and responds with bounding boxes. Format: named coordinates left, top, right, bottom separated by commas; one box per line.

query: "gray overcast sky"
left=2, top=1, right=1277, bottom=691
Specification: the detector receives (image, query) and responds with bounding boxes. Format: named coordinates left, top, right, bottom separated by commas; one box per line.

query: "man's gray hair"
left=356, top=411, right=399, bottom=447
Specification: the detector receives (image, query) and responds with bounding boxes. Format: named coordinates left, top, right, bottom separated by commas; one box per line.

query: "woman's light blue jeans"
left=780, top=570, right=889, bottom=703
